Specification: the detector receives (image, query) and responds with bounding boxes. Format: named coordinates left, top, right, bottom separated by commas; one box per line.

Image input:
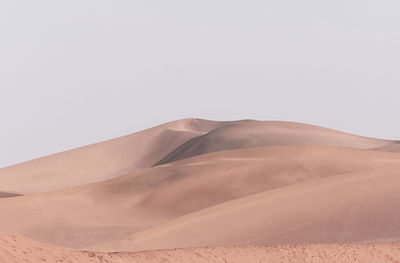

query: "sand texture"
left=1, top=118, right=400, bottom=262
left=2, top=234, right=400, bottom=263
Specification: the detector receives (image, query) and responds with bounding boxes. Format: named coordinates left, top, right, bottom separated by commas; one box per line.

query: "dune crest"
left=0, top=118, right=227, bottom=194
left=1, top=119, right=396, bottom=195
left=155, top=120, right=394, bottom=165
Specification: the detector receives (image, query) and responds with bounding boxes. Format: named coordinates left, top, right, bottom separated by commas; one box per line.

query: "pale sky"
left=1, top=1, right=399, bottom=167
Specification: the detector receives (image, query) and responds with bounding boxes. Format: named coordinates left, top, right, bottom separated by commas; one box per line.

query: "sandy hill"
left=1, top=118, right=400, bottom=262
left=0, top=118, right=226, bottom=194
left=92, top=148, right=400, bottom=251
left=1, top=146, right=400, bottom=249
left=0, top=119, right=396, bottom=195
left=156, top=120, right=396, bottom=165
left=1, top=234, right=399, bottom=263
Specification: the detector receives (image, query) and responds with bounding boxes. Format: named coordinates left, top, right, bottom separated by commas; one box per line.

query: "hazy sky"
left=1, top=1, right=399, bottom=167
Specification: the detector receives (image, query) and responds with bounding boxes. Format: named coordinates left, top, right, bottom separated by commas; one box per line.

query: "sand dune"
left=2, top=118, right=400, bottom=262
left=1, top=234, right=399, bottom=263
left=93, top=161, right=400, bottom=251
left=90, top=146, right=400, bottom=217
left=0, top=118, right=226, bottom=194
left=156, top=121, right=395, bottom=165
left=1, top=119, right=395, bottom=194
left=1, top=146, right=400, bottom=249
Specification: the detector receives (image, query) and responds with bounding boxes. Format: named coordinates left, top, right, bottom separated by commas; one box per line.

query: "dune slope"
left=1, top=146, right=400, bottom=249
left=1, top=119, right=396, bottom=194
left=156, top=121, right=395, bottom=165
left=0, top=118, right=226, bottom=194
left=374, top=141, right=400, bottom=153
left=93, top=162, right=400, bottom=252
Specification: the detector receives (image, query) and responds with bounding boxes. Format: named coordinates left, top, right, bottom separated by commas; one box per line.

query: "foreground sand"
left=1, top=234, right=400, bottom=263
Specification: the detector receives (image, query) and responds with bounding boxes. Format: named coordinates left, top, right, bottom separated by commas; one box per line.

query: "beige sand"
left=1, top=119, right=396, bottom=194
left=1, top=119, right=400, bottom=262
left=1, top=146, right=400, bottom=249
left=0, top=118, right=226, bottom=194
left=1, top=234, right=400, bottom=263
left=156, top=120, right=396, bottom=165
left=92, top=151, right=400, bottom=251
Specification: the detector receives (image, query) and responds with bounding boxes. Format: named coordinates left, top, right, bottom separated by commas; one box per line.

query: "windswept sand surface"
left=1, top=118, right=400, bottom=262
left=1, top=234, right=400, bottom=263
left=156, top=120, right=395, bottom=165
left=0, top=119, right=227, bottom=194
left=2, top=146, right=400, bottom=249
left=1, top=119, right=395, bottom=194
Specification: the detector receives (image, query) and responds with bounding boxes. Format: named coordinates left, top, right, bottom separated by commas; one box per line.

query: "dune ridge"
left=1, top=119, right=396, bottom=195
left=1, top=118, right=400, bottom=262
left=155, top=120, right=394, bottom=165
left=0, top=118, right=227, bottom=194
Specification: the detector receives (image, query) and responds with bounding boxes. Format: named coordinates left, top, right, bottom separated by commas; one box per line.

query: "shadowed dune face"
left=374, top=141, right=400, bottom=153
left=155, top=121, right=394, bottom=165
left=0, top=192, right=21, bottom=198
left=1, top=234, right=400, bottom=263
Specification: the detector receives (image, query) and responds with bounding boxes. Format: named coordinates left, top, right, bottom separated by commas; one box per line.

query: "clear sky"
left=1, top=1, right=399, bottom=167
